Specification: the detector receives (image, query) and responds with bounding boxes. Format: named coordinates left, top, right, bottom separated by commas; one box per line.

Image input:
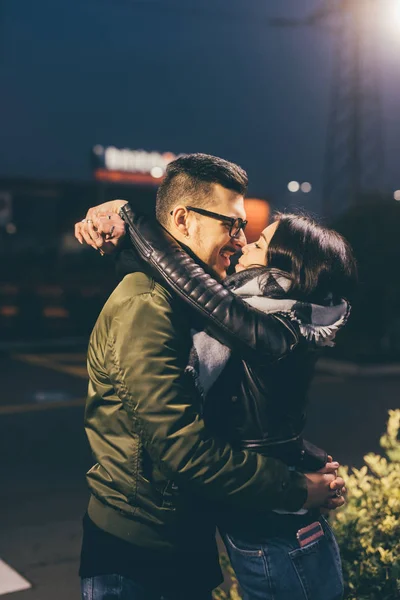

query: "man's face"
left=184, top=184, right=247, bottom=279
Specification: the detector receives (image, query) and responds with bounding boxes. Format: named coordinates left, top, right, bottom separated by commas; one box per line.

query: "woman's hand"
left=74, top=200, right=128, bottom=253
left=319, top=456, right=347, bottom=514
left=303, top=460, right=347, bottom=511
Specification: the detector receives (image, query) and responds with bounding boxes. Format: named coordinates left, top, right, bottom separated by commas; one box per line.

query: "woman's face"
left=235, top=220, right=279, bottom=273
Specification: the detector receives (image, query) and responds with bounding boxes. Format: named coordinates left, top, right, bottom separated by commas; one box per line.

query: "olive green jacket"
left=85, top=271, right=307, bottom=552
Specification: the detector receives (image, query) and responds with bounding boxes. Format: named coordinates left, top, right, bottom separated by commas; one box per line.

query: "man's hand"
left=303, top=461, right=346, bottom=511
left=74, top=200, right=128, bottom=253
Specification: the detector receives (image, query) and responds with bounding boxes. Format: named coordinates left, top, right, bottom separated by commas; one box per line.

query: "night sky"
left=1, top=0, right=399, bottom=213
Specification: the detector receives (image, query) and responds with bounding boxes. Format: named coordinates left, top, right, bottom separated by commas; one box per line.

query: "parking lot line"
left=12, top=354, right=88, bottom=379
left=0, top=397, right=86, bottom=416
left=0, top=559, right=31, bottom=595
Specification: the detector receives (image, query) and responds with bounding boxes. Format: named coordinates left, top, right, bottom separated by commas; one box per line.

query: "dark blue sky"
left=1, top=0, right=399, bottom=213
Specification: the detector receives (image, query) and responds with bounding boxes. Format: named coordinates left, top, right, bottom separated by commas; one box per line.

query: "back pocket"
left=289, top=535, right=344, bottom=600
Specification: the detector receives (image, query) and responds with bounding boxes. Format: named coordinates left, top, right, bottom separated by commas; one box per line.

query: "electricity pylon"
left=271, top=0, right=385, bottom=219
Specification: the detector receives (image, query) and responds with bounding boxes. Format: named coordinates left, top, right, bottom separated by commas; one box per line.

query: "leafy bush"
left=213, top=411, right=400, bottom=600
left=212, top=554, right=242, bottom=600
left=331, top=409, right=400, bottom=599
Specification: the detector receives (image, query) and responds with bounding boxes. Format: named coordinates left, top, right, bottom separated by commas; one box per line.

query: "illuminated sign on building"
left=92, top=145, right=179, bottom=185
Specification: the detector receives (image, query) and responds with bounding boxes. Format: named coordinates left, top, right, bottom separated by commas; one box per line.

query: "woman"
left=76, top=204, right=356, bottom=600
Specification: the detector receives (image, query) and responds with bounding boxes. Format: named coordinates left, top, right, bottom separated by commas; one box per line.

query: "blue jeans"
left=81, top=574, right=212, bottom=600
left=222, top=517, right=344, bottom=600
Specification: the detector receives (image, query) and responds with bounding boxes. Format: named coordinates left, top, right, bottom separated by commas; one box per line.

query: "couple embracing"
left=75, top=153, right=356, bottom=600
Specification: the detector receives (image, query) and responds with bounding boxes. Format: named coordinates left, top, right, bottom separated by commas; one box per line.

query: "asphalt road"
left=1, top=351, right=399, bottom=599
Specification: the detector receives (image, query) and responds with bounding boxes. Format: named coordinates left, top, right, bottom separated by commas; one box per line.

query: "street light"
left=288, top=181, right=312, bottom=193
left=301, top=182, right=312, bottom=193
left=383, top=0, right=400, bottom=33
left=288, top=181, right=300, bottom=192
left=150, top=167, right=164, bottom=178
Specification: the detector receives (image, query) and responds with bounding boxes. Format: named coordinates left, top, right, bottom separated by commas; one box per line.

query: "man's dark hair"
left=267, top=212, right=358, bottom=303
left=155, top=153, right=248, bottom=226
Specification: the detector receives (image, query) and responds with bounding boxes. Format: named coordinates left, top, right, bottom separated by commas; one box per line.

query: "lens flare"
left=390, top=0, right=400, bottom=25
left=288, top=181, right=300, bottom=193
left=382, top=0, right=400, bottom=35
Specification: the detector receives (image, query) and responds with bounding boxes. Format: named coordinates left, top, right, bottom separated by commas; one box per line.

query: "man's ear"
left=170, top=206, right=190, bottom=238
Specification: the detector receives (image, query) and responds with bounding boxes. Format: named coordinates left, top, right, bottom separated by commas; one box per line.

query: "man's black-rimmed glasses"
left=170, top=206, right=247, bottom=239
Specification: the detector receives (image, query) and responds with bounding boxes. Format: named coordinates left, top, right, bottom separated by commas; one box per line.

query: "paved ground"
left=0, top=351, right=90, bottom=599
left=0, top=350, right=399, bottom=599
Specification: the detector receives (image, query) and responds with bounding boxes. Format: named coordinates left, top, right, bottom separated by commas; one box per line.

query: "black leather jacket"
left=120, top=205, right=327, bottom=471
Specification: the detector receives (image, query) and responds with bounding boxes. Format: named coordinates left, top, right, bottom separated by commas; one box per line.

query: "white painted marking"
left=0, top=559, right=31, bottom=595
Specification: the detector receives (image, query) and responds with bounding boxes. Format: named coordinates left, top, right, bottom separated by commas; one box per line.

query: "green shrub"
left=212, top=554, right=242, bottom=600
left=331, top=409, right=400, bottom=599
left=214, top=410, right=400, bottom=600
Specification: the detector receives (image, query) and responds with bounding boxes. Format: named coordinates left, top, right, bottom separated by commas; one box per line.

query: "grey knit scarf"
left=186, top=267, right=350, bottom=399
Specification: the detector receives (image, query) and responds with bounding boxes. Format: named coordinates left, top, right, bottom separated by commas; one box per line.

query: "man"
left=75, top=154, right=344, bottom=600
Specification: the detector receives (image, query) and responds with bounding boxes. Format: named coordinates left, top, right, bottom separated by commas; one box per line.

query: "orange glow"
left=244, top=198, right=270, bottom=243
left=0, top=305, right=19, bottom=317
left=94, top=169, right=164, bottom=185
left=42, top=307, right=69, bottom=319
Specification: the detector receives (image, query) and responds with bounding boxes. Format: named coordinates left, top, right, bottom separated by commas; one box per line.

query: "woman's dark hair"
left=266, top=212, right=357, bottom=303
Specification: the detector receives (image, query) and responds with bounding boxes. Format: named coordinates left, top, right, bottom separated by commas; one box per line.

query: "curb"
left=0, top=337, right=87, bottom=353
left=1, top=340, right=399, bottom=377
left=316, top=358, right=400, bottom=377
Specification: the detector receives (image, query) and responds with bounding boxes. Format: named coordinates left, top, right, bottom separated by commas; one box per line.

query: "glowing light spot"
left=301, top=182, right=312, bottom=193
left=151, top=167, right=164, bottom=178
left=380, top=0, right=400, bottom=41
left=6, top=223, right=16, bottom=234
left=394, top=190, right=400, bottom=201
left=389, top=0, right=400, bottom=27
left=288, top=181, right=300, bottom=193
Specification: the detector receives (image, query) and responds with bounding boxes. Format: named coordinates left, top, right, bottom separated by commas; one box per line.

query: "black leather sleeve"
left=120, top=204, right=299, bottom=361
left=299, top=439, right=328, bottom=472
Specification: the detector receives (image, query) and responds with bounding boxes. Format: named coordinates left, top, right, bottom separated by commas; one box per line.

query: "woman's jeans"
left=81, top=574, right=212, bottom=600
left=222, top=516, right=344, bottom=600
